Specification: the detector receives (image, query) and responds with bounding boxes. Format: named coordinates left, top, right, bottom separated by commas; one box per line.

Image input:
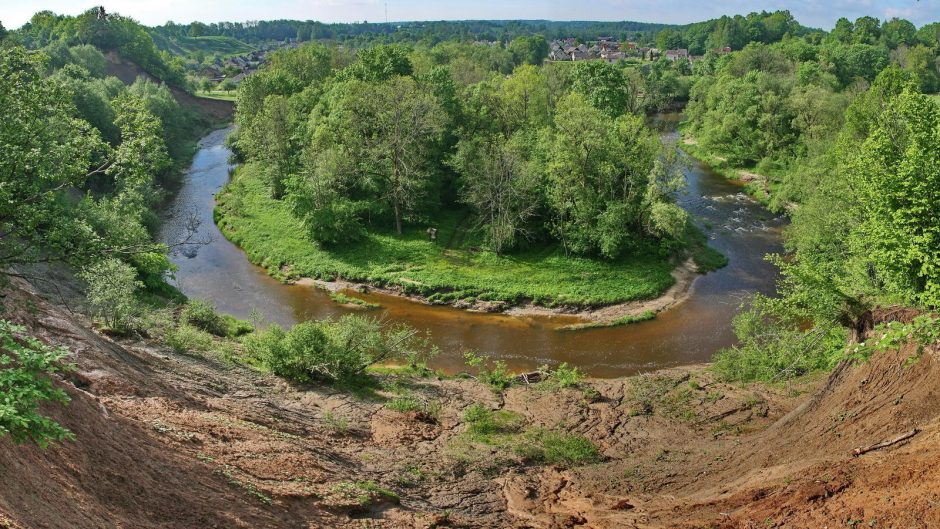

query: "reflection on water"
left=159, top=116, right=785, bottom=377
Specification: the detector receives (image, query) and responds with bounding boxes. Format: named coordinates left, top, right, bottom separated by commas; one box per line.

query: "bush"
left=165, top=324, right=214, bottom=354
left=712, top=295, right=847, bottom=382
left=181, top=299, right=227, bottom=336
left=0, top=320, right=74, bottom=448
left=515, top=429, right=600, bottom=467
left=180, top=299, right=253, bottom=337
left=243, top=315, right=436, bottom=383
left=464, top=351, right=513, bottom=391
left=80, top=258, right=142, bottom=333
left=540, top=362, right=584, bottom=388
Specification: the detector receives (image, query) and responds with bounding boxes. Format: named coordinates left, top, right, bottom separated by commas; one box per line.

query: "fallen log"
left=852, top=428, right=920, bottom=457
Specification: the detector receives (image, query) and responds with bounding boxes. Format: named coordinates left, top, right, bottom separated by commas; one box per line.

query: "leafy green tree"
left=845, top=90, right=940, bottom=306
left=570, top=61, right=636, bottom=117
left=256, top=95, right=294, bottom=199
left=0, top=321, right=74, bottom=448
left=80, top=258, right=143, bottom=332
left=0, top=46, right=104, bottom=269
left=542, top=93, right=673, bottom=257
left=342, top=44, right=413, bottom=82
left=881, top=18, right=916, bottom=49
left=508, top=35, right=549, bottom=66
left=451, top=132, right=540, bottom=254
left=108, top=93, right=171, bottom=201
left=499, top=64, right=551, bottom=130
left=307, top=77, right=445, bottom=235
left=901, top=44, right=940, bottom=93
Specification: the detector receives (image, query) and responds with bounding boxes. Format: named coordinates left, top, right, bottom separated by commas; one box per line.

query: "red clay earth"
left=1, top=278, right=939, bottom=528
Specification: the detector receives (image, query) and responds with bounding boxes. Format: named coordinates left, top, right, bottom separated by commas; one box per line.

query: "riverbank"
left=215, top=162, right=722, bottom=324
left=5, top=276, right=940, bottom=528
left=678, top=129, right=776, bottom=205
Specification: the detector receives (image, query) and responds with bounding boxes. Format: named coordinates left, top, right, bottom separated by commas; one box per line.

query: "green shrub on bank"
left=243, top=315, right=436, bottom=383
left=712, top=295, right=847, bottom=382
left=181, top=300, right=253, bottom=337
left=0, top=321, right=74, bottom=448
left=164, top=324, right=214, bottom=354
left=464, top=351, right=513, bottom=391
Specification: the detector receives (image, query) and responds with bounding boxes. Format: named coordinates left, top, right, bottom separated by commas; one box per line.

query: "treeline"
left=154, top=19, right=673, bottom=46
left=233, top=42, right=689, bottom=259
left=682, top=17, right=940, bottom=380
left=655, top=11, right=810, bottom=54
left=0, top=32, right=212, bottom=293
left=9, top=7, right=188, bottom=87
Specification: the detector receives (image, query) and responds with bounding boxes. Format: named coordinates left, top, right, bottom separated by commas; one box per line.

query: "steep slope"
left=1, top=278, right=938, bottom=528
left=104, top=52, right=234, bottom=123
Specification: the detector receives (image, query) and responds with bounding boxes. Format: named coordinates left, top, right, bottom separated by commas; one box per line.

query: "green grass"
left=329, top=292, right=379, bottom=308
left=459, top=404, right=600, bottom=467
left=216, top=163, right=680, bottom=308
left=560, top=309, right=657, bottom=331
left=151, top=33, right=253, bottom=58
left=195, top=90, right=237, bottom=102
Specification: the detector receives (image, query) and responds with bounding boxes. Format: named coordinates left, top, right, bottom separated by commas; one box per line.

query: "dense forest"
left=681, top=16, right=940, bottom=380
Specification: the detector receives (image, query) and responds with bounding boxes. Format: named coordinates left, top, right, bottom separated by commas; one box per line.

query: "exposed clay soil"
left=105, top=52, right=234, bottom=122
left=2, top=280, right=939, bottom=529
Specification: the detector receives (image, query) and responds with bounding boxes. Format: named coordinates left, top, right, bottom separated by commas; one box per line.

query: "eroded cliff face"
left=1, top=279, right=938, bottom=529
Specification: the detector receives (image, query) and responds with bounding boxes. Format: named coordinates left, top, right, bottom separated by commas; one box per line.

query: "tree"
left=508, top=35, right=549, bottom=66
left=0, top=46, right=104, bottom=270
left=499, top=64, right=551, bottom=130
left=108, top=94, right=171, bottom=201
left=542, top=93, right=671, bottom=257
left=0, top=321, right=74, bottom=448
left=846, top=90, right=940, bottom=306
left=80, top=258, right=142, bottom=332
left=452, top=133, right=540, bottom=254
left=342, top=44, right=412, bottom=82
left=571, top=61, right=636, bottom=117
left=305, top=77, right=445, bottom=235
left=881, top=18, right=916, bottom=49
left=256, top=95, right=293, bottom=199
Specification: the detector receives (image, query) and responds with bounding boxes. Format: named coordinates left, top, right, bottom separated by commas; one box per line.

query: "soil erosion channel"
left=159, top=114, right=784, bottom=377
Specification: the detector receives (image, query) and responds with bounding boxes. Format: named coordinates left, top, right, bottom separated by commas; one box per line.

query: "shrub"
left=0, top=320, right=74, bottom=448
left=712, top=295, right=846, bottom=382
left=165, top=324, right=214, bottom=354
left=515, top=429, right=600, bottom=467
left=244, top=315, right=436, bottom=383
left=80, top=258, right=142, bottom=333
left=181, top=299, right=226, bottom=336
left=181, top=300, right=253, bottom=337
left=541, top=362, right=584, bottom=388
left=464, top=351, right=513, bottom=391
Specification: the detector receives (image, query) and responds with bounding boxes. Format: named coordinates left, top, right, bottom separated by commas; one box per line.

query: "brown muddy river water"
left=159, top=114, right=785, bottom=377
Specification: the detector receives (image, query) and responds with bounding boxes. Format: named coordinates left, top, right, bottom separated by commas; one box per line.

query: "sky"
left=2, top=0, right=939, bottom=30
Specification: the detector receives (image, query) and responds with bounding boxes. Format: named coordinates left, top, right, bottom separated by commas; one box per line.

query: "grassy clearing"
left=216, top=163, right=689, bottom=308
left=195, top=90, right=237, bottom=102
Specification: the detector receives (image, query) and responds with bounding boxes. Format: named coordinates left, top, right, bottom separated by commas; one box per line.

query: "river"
left=158, top=114, right=785, bottom=377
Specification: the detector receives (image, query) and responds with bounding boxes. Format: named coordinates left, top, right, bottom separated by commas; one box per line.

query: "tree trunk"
left=393, top=196, right=402, bottom=235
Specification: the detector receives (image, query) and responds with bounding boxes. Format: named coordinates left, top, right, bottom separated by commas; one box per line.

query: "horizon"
left=1, top=0, right=939, bottom=32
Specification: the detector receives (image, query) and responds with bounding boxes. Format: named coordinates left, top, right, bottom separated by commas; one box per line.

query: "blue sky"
left=2, top=0, right=938, bottom=30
